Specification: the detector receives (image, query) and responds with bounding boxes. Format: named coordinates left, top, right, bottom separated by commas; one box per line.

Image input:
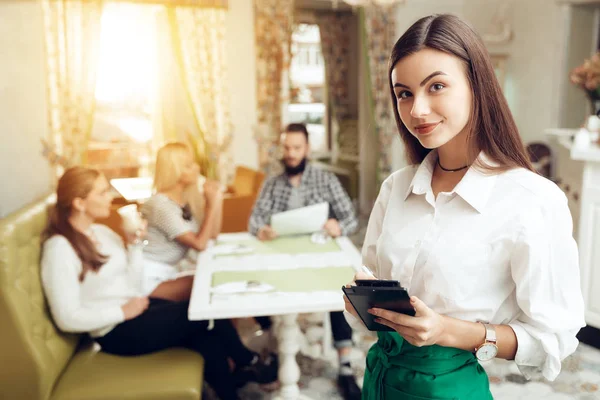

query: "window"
left=288, top=23, right=328, bottom=154
left=88, top=4, right=160, bottom=180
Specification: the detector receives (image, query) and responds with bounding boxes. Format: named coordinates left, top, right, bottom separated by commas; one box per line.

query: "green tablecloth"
left=212, top=267, right=355, bottom=292
left=217, top=235, right=340, bottom=256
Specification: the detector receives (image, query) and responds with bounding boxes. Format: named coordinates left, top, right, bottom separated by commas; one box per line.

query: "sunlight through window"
left=95, top=4, right=158, bottom=142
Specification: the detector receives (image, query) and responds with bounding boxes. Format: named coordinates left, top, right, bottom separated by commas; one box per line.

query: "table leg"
left=274, top=313, right=313, bottom=400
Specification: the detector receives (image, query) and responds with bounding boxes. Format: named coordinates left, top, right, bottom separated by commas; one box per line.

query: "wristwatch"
left=475, top=323, right=498, bottom=361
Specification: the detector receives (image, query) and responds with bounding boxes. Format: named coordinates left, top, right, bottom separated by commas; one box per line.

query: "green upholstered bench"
left=0, top=194, right=204, bottom=400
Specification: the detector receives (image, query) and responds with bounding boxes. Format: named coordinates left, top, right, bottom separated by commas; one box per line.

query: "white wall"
left=227, top=0, right=259, bottom=170
left=559, top=4, right=597, bottom=129
left=391, top=0, right=571, bottom=171
left=0, top=1, right=51, bottom=218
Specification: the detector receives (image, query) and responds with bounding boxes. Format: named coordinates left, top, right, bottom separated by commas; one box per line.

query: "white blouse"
left=41, top=224, right=144, bottom=338
left=359, top=150, right=585, bottom=381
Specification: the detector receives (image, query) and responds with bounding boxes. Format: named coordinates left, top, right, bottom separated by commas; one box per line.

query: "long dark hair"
left=389, top=14, right=534, bottom=172
left=42, top=167, right=108, bottom=281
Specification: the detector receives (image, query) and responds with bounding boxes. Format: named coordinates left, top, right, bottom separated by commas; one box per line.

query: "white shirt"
left=357, top=150, right=585, bottom=381
left=41, top=224, right=144, bottom=337
left=142, top=193, right=199, bottom=265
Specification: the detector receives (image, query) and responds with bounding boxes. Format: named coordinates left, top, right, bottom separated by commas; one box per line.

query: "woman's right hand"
left=121, top=297, right=149, bottom=320
left=124, top=219, right=148, bottom=246
left=343, top=271, right=377, bottom=318
left=203, top=180, right=222, bottom=206
left=343, top=289, right=359, bottom=319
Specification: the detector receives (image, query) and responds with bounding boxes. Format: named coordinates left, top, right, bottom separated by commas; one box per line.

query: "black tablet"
left=355, top=279, right=401, bottom=288
left=342, top=285, right=415, bottom=331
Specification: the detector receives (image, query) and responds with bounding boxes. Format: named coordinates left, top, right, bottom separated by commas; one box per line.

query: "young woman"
left=41, top=167, right=276, bottom=400
left=141, top=142, right=223, bottom=301
left=344, top=14, right=585, bottom=399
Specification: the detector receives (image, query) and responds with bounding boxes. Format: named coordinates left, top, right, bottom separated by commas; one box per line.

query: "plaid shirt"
left=249, top=163, right=358, bottom=236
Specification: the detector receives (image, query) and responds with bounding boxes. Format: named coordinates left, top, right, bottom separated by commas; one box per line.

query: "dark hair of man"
left=283, top=123, right=309, bottom=142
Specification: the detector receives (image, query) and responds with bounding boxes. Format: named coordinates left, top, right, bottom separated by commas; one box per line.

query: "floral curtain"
left=361, top=5, right=396, bottom=185
left=254, top=0, right=294, bottom=175
left=167, top=6, right=233, bottom=182
left=41, top=0, right=104, bottom=178
left=316, top=12, right=352, bottom=138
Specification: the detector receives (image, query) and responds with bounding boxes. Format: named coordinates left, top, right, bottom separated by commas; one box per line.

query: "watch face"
left=476, top=343, right=498, bottom=361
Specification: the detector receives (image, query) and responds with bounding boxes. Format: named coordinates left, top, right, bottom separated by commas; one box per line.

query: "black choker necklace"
left=437, top=158, right=469, bottom=172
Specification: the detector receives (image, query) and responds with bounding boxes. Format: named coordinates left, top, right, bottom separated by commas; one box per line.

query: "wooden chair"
left=526, top=142, right=553, bottom=179
left=227, top=166, right=266, bottom=196
left=221, top=167, right=266, bottom=233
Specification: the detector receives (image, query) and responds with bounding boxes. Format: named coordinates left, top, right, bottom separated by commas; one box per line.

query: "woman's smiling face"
left=391, top=47, right=473, bottom=150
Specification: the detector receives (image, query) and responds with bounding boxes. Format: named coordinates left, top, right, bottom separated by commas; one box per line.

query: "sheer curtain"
left=167, top=6, right=232, bottom=182
left=153, top=9, right=183, bottom=149
left=42, top=0, right=104, bottom=178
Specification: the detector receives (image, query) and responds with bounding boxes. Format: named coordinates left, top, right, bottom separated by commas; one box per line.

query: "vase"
left=588, top=96, right=600, bottom=117
left=586, top=87, right=600, bottom=114
left=586, top=101, right=600, bottom=145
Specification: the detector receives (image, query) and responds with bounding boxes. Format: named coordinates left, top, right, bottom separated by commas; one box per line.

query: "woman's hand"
left=369, top=296, right=447, bottom=347
left=125, top=219, right=147, bottom=245
left=343, top=288, right=359, bottom=318
left=343, top=271, right=377, bottom=319
left=121, top=297, right=149, bottom=320
left=203, top=180, right=223, bottom=207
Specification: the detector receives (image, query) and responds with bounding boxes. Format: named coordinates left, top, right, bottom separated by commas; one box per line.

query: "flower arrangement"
left=570, top=51, right=600, bottom=115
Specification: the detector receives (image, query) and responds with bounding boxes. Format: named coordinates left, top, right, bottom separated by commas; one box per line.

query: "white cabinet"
left=577, top=162, right=600, bottom=329
left=551, top=135, right=585, bottom=238
left=549, top=133, right=600, bottom=329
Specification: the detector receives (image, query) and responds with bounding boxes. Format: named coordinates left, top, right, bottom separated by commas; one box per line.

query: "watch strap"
left=483, top=323, right=497, bottom=344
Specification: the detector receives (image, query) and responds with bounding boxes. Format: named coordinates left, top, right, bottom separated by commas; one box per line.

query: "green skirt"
left=363, top=332, right=493, bottom=400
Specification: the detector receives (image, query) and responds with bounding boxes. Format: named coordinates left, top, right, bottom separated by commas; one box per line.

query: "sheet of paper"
left=271, top=202, right=329, bottom=236
left=211, top=281, right=275, bottom=295
left=217, top=232, right=254, bottom=243
left=211, top=243, right=254, bottom=256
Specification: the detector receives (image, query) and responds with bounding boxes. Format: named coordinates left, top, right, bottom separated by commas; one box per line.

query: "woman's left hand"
left=125, top=219, right=148, bottom=245
left=369, top=296, right=447, bottom=347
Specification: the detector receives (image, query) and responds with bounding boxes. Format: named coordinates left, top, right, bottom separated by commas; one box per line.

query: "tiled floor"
left=484, top=342, right=600, bottom=399
left=236, top=326, right=600, bottom=399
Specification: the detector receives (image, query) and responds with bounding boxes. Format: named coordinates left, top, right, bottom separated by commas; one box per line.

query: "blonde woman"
left=141, top=142, right=223, bottom=301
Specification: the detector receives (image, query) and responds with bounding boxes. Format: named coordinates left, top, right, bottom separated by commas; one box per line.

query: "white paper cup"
left=117, top=204, right=143, bottom=235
